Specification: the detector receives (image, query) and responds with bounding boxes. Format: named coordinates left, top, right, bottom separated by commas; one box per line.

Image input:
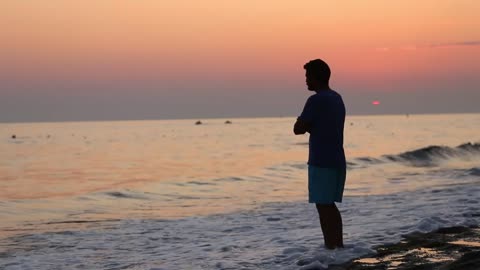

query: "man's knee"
left=316, top=203, right=335, bottom=212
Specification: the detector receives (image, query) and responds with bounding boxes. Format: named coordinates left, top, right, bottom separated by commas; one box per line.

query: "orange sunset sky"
left=1, top=1, right=479, bottom=122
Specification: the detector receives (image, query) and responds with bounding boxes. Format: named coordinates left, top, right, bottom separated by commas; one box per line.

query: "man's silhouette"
left=294, top=59, right=346, bottom=249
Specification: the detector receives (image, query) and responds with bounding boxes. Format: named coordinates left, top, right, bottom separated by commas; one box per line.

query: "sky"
left=1, top=1, right=479, bottom=122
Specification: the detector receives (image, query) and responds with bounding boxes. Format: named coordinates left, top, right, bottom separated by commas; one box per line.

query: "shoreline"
left=331, top=226, right=480, bottom=270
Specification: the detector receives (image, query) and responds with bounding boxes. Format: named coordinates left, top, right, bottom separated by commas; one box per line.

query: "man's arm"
left=293, top=118, right=311, bottom=135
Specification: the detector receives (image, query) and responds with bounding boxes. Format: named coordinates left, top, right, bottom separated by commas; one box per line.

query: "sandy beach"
left=333, top=226, right=480, bottom=270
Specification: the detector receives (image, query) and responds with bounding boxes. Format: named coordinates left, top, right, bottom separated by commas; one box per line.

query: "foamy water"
left=1, top=114, right=479, bottom=269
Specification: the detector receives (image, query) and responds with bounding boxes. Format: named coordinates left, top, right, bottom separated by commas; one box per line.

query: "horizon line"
left=1, top=111, right=479, bottom=125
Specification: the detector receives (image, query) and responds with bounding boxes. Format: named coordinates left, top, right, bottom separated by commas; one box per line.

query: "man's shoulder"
left=305, top=93, right=320, bottom=104
left=310, top=90, right=342, bottom=101
left=324, top=89, right=342, bottom=98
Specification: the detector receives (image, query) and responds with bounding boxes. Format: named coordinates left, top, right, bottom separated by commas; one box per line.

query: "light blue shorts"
left=308, top=165, right=346, bottom=204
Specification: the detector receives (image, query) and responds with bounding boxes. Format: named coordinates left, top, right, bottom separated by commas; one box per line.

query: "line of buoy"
left=195, top=120, right=233, bottom=125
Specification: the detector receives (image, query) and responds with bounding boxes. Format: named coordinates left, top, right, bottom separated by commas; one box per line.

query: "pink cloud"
left=376, top=41, right=480, bottom=52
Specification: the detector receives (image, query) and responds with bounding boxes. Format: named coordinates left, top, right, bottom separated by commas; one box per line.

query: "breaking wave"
left=355, top=142, right=480, bottom=167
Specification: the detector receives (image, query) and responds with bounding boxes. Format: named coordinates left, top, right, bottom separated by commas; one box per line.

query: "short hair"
left=304, top=59, right=331, bottom=84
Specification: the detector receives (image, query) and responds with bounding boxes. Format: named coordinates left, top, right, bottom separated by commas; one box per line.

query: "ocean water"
left=0, top=114, right=479, bottom=269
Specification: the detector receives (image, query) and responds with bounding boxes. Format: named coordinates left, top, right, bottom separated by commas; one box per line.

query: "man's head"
left=304, top=59, right=331, bottom=91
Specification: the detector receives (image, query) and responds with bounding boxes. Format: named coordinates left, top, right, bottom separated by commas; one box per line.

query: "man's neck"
left=314, top=85, right=331, bottom=92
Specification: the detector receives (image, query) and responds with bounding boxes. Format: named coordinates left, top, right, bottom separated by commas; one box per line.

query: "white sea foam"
left=1, top=181, right=478, bottom=270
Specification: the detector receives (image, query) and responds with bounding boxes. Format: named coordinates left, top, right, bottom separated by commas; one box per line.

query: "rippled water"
left=0, top=114, right=479, bottom=269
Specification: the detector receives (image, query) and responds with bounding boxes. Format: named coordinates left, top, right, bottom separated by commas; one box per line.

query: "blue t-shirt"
left=298, top=90, right=346, bottom=168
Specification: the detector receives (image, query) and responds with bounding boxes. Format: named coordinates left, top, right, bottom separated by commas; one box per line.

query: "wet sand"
left=332, top=226, right=480, bottom=270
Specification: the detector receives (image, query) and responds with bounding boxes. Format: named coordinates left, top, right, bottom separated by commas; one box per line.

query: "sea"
left=1, top=113, right=479, bottom=270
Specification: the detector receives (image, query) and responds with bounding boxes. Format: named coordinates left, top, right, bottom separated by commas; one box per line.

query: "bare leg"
left=331, top=203, right=344, bottom=248
left=316, top=204, right=335, bottom=249
left=316, top=203, right=344, bottom=249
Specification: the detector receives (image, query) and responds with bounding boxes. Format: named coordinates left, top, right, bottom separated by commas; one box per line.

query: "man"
left=293, top=59, right=346, bottom=249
